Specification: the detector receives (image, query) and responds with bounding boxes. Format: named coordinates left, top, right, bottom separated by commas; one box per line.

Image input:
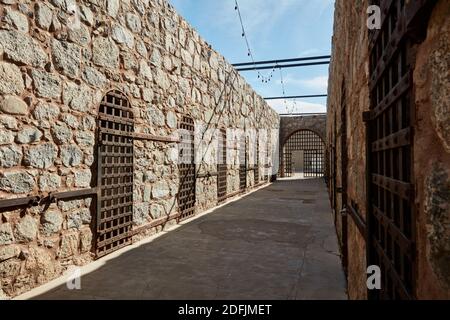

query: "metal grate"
left=178, top=116, right=196, bottom=221
left=264, top=140, right=270, bottom=182
left=239, top=135, right=247, bottom=191
left=254, top=132, right=260, bottom=185
left=96, top=90, right=134, bottom=258
left=217, top=128, right=227, bottom=202
left=281, top=130, right=325, bottom=178
left=366, top=0, right=433, bottom=300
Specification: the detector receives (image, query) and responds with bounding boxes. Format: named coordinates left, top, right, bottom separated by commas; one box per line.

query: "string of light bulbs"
left=234, top=0, right=276, bottom=83
left=279, top=67, right=298, bottom=114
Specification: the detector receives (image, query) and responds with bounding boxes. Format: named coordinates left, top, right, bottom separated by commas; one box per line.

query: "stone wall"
left=327, top=0, right=450, bottom=299
left=0, top=0, right=279, bottom=299
left=327, top=0, right=370, bottom=299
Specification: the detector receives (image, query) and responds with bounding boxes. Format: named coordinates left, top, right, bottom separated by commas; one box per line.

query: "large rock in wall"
left=413, top=0, right=450, bottom=299
left=0, top=0, right=279, bottom=298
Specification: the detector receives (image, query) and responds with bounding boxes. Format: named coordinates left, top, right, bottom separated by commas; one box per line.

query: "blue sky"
left=168, top=0, right=335, bottom=114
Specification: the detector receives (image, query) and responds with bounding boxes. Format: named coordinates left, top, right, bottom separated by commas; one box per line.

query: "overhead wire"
left=234, top=0, right=275, bottom=83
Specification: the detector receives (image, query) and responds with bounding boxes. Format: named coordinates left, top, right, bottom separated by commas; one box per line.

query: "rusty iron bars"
left=96, top=90, right=134, bottom=258
left=178, top=116, right=196, bottom=221
left=264, top=140, right=270, bottom=182
left=281, top=130, right=325, bottom=178
left=366, top=0, right=435, bottom=300
left=254, top=133, right=260, bottom=185
left=239, top=135, right=247, bottom=191
left=217, top=128, right=227, bottom=203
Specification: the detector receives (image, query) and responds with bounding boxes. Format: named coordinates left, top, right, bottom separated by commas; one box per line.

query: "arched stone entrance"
left=280, top=129, right=325, bottom=178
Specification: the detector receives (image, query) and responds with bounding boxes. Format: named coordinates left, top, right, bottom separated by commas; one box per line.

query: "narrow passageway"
left=32, top=179, right=347, bottom=300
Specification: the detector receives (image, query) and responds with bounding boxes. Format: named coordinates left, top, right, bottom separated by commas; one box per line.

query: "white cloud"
left=282, top=75, right=329, bottom=92
left=215, top=0, right=307, bottom=37
left=268, top=100, right=327, bottom=114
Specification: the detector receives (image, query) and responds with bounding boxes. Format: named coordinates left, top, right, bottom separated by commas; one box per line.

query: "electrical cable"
left=234, top=0, right=275, bottom=83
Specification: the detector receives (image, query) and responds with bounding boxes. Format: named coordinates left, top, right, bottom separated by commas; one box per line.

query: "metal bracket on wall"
left=0, top=196, right=41, bottom=210
left=0, top=188, right=98, bottom=211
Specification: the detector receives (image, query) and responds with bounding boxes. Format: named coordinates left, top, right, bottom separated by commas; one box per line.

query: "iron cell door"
left=178, top=116, right=196, bottom=221
left=283, top=150, right=292, bottom=178
left=254, top=133, right=259, bottom=185
left=367, top=0, right=434, bottom=300
left=282, top=130, right=325, bottom=178
left=217, top=128, right=227, bottom=203
left=96, top=90, right=134, bottom=258
left=341, top=100, right=348, bottom=274
left=239, top=135, right=247, bottom=191
left=264, top=141, right=270, bottom=182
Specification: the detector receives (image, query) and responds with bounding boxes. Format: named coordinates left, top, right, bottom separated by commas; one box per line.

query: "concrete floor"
left=33, top=178, right=347, bottom=300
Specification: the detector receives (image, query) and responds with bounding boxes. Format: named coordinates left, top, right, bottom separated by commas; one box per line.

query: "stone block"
left=57, top=232, right=79, bottom=259
left=23, top=143, right=57, bottom=169
left=41, top=210, right=63, bottom=235
left=0, top=171, right=35, bottom=194
left=0, top=95, right=27, bottom=115
left=15, top=215, right=38, bottom=242
left=0, top=223, right=15, bottom=246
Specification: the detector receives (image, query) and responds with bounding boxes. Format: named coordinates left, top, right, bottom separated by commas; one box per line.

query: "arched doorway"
left=96, top=90, right=134, bottom=258
left=280, top=130, right=325, bottom=178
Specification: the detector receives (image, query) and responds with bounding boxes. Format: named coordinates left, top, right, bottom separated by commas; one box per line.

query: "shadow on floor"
left=32, top=179, right=347, bottom=300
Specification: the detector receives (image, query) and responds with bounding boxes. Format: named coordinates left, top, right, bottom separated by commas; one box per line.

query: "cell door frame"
left=366, top=0, right=435, bottom=300
left=254, top=130, right=260, bottom=185
left=217, top=128, right=227, bottom=203
left=96, top=90, right=134, bottom=258
left=239, top=132, right=247, bottom=192
left=178, top=115, right=196, bottom=221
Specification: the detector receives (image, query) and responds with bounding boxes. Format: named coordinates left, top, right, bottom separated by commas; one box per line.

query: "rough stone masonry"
left=0, top=0, right=280, bottom=299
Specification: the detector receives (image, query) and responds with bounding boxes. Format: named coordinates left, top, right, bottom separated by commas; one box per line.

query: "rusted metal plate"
left=178, top=116, right=196, bottom=221
left=96, top=90, right=134, bottom=258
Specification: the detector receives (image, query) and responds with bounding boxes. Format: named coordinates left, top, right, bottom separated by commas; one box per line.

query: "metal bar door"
left=254, top=132, right=259, bottom=185
left=366, top=0, right=435, bottom=300
left=282, top=130, right=325, bottom=178
left=239, top=135, right=247, bottom=191
left=178, top=116, right=196, bottom=221
left=217, top=128, right=227, bottom=202
left=96, top=90, right=134, bottom=258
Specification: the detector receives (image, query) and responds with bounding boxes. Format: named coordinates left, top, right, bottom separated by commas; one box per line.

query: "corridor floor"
left=31, top=178, right=347, bottom=300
